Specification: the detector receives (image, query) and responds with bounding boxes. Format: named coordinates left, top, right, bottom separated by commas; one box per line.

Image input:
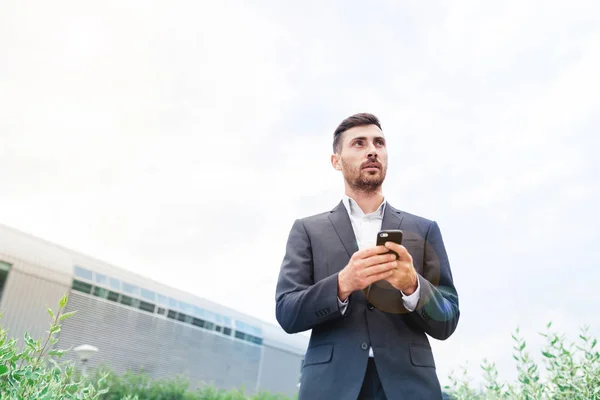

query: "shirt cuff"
left=337, top=296, right=349, bottom=315
left=400, top=277, right=421, bottom=312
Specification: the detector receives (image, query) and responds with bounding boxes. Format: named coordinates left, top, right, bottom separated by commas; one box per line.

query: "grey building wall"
left=258, top=345, right=303, bottom=396
left=0, top=258, right=71, bottom=342
left=59, top=293, right=263, bottom=392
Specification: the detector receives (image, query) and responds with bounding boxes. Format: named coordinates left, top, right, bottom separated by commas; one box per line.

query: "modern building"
left=0, top=222, right=308, bottom=396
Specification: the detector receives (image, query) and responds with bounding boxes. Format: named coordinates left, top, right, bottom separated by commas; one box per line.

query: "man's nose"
left=366, top=143, right=379, bottom=158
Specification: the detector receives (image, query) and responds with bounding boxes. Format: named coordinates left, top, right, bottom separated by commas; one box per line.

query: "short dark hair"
left=333, top=113, right=382, bottom=153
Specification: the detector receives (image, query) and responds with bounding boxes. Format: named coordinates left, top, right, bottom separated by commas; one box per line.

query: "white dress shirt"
left=337, top=195, right=421, bottom=357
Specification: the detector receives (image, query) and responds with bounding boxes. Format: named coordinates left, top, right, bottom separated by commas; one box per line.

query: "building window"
left=107, top=291, right=120, bottom=302
left=215, top=325, right=222, bottom=333
left=167, top=310, right=177, bottom=319
left=157, top=307, right=166, bottom=315
left=192, top=318, right=205, bottom=328
left=93, top=287, right=108, bottom=299
left=176, top=313, right=192, bottom=324
left=139, top=301, right=155, bottom=313
left=0, top=261, right=12, bottom=302
left=168, top=297, right=178, bottom=309
left=95, top=273, right=108, bottom=286
left=72, top=280, right=92, bottom=294
left=120, top=295, right=140, bottom=308
left=109, top=278, right=121, bottom=291
left=223, top=327, right=232, bottom=336
left=235, top=331, right=245, bottom=340
left=141, top=288, right=155, bottom=302
left=122, top=282, right=140, bottom=296
left=156, top=294, right=168, bottom=306
left=74, top=266, right=93, bottom=281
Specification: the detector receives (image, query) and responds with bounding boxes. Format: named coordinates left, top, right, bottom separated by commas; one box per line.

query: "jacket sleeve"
left=275, top=219, right=345, bottom=334
left=409, top=221, right=460, bottom=340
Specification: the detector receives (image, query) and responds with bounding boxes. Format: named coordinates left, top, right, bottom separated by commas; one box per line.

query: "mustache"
left=361, top=158, right=382, bottom=169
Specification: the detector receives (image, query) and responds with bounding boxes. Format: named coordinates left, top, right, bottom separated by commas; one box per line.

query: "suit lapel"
left=381, top=203, right=404, bottom=231
left=328, top=201, right=358, bottom=258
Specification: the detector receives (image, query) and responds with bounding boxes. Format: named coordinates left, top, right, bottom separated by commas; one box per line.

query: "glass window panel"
left=223, top=317, right=232, bottom=327
left=109, top=278, right=121, bottom=290
left=74, top=266, right=93, bottom=281
left=156, top=294, right=168, bottom=306
left=94, top=273, right=108, bottom=286
left=204, top=311, right=217, bottom=322
left=167, top=310, right=177, bottom=319
left=93, top=287, right=108, bottom=299
left=176, top=313, right=192, bottom=323
left=72, top=280, right=92, bottom=294
left=215, top=325, right=222, bottom=332
left=120, top=295, right=133, bottom=306
left=157, top=307, right=166, bottom=315
left=122, top=282, right=139, bottom=296
left=141, top=288, right=155, bottom=302
left=120, top=295, right=140, bottom=308
left=194, top=307, right=204, bottom=318
left=107, top=291, right=120, bottom=302
left=0, top=261, right=12, bottom=271
left=223, top=327, right=232, bottom=336
left=139, top=301, right=155, bottom=313
left=168, top=298, right=178, bottom=308
left=179, top=301, right=193, bottom=314
left=192, top=318, right=205, bottom=328
left=235, top=331, right=245, bottom=340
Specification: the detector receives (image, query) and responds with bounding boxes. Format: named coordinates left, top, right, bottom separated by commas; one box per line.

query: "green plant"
left=445, top=322, right=600, bottom=399
left=89, top=365, right=296, bottom=400
left=0, top=294, right=109, bottom=399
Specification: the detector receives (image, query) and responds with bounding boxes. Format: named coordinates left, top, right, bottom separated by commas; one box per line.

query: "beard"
left=341, top=157, right=386, bottom=194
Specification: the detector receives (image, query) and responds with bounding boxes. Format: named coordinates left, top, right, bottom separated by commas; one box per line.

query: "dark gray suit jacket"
left=275, top=201, right=460, bottom=400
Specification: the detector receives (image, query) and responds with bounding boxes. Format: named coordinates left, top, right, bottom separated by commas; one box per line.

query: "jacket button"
left=361, top=342, right=368, bottom=350
left=367, top=303, right=374, bottom=310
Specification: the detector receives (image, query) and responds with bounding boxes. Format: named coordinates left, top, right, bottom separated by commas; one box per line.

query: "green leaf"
left=47, top=349, right=67, bottom=358
left=58, top=311, right=77, bottom=322
left=542, top=351, right=555, bottom=358
left=47, top=307, right=55, bottom=319
left=59, top=295, right=68, bottom=309
left=0, top=364, right=8, bottom=376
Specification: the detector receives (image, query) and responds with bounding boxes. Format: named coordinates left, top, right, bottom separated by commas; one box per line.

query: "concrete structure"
left=0, top=223, right=308, bottom=396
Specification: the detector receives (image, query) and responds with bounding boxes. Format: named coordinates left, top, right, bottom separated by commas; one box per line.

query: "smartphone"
left=376, top=229, right=403, bottom=258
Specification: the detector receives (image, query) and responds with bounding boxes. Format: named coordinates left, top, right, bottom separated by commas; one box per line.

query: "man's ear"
left=331, top=154, right=342, bottom=171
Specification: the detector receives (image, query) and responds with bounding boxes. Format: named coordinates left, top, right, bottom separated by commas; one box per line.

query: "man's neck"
left=344, top=188, right=384, bottom=215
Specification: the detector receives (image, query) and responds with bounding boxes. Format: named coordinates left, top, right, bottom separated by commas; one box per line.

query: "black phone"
left=376, top=229, right=403, bottom=258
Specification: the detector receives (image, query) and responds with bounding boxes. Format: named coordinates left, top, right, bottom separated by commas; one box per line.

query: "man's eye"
left=353, top=141, right=363, bottom=146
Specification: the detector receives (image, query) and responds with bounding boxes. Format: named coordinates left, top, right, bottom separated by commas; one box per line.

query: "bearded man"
left=275, top=113, right=460, bottom=400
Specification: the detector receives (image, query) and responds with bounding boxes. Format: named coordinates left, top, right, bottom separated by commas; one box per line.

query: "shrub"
left=0, top=295, right=110, bottom=399
left=89, top=365, right=296, bottom=400
left=445, top=322, right=600, bottom=399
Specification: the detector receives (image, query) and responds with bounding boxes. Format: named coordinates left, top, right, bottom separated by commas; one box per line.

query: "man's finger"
left=384, top=242, right=411, bottom=259
left=361, top=253, right=397, bottom=269
left=364, top=269, right=395, bottom=286
left=363, top=260, right=397, bottom=277
left=354, top=245, right=389, bottom=260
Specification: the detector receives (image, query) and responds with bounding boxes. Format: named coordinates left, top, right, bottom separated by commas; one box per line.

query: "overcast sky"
left=1, top=0, right=599, bottom=389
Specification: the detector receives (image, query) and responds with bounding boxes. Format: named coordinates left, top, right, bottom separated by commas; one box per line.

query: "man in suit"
left=275, top=113, right=460, bottom=400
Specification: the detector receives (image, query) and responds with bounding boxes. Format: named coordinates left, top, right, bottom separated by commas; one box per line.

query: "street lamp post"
left=74, top=344, right=98, bottom=377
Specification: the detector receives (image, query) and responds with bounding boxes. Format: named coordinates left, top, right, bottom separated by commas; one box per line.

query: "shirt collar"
left=342, top=195, right=386, bottom=219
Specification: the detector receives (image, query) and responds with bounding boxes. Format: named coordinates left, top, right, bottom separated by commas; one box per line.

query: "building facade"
left=0, top=223, right=307, bottom=396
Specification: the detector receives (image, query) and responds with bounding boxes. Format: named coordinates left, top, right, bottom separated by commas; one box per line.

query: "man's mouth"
left=362, top=163, right=381, bottom=170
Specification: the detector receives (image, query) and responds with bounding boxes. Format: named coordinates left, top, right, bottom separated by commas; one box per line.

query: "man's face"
left=333, top=124, right=388, bottom=193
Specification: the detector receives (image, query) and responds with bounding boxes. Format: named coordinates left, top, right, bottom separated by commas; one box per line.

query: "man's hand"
left=382, top=242, right=418, bottom=295
left=337, top=246, right=399, bottom=301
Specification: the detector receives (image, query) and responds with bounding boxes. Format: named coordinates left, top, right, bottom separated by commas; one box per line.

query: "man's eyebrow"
left=350, top=136, right=385, bottom=141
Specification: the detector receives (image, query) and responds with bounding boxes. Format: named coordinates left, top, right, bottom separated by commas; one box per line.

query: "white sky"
left=1, top=0, right=599, bottom=389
